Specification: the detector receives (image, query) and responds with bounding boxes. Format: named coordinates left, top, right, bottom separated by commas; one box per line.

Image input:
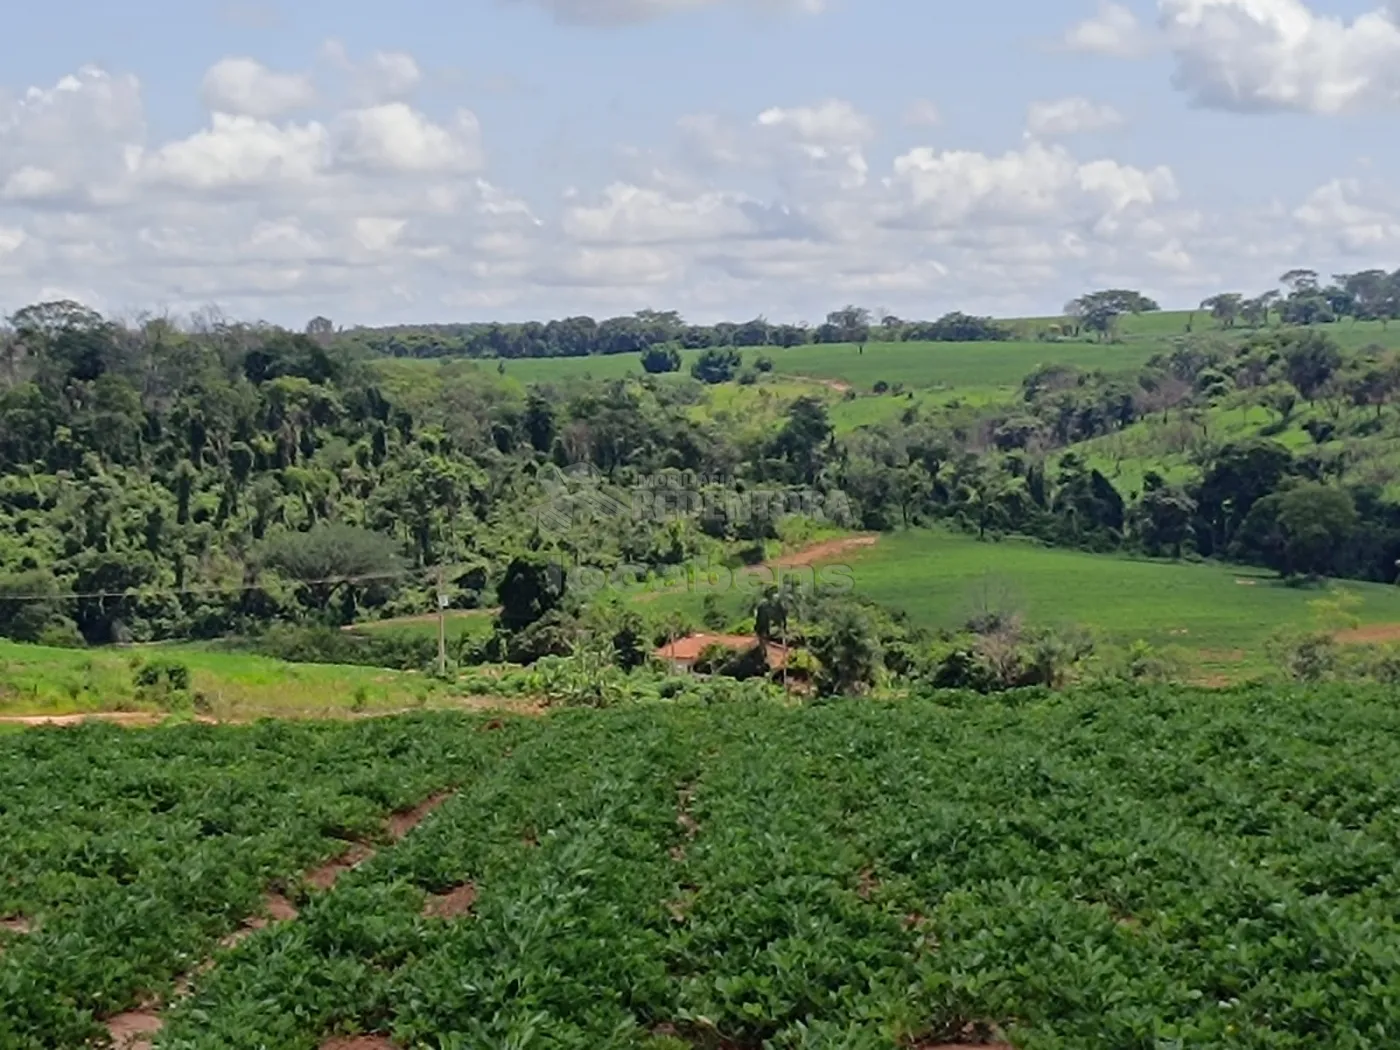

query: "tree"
left=0, top=570, right=65, bottom=642
left=1233, top=483, right=1356, bottom=578
left=822, top=306, right=871, bottom=350
left=497, top=553, right=566, bottom=632
left=771, top=396, right=833, bottom=484
left=1280, top=269, right=1320, bottom=294
left=523, top=390, right=556, bottom=452
left=1283, top=331, right=1343, bottom=402
left=691, top=347, right=743, bottom=384
left=640, top=343, right=682, bottom=374
left=1194, top=440, right=1294, bottom=555
left=811, top=604, right=882, bottom=696
left=1131, top=474, right=1196, bottom=558
left=1201, top=293, right=1243, bottom=329
left=257, top=523, right=404, bottom=618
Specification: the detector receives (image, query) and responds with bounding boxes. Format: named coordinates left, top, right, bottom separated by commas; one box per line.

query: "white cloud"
left=1160, top=0, right=1400, bottom=113
left=7, top=62, right=1400, bottom=327
left=562, top=182, right=811, bottom=244
left=509, top=0, right=824, bottom=27
left=0, top=66, right=143, bottom=204
left=1063, top=2, right=1153, bottom=56
left=201, top=58, right=317, bottom=118
left=886, top=141, right=1176, bottom=228
left=1027, top=96, right=1125, bottom=137
left=321, top=40, right=424, bottom=104
left=903, top=99, right=942, bottom=127
left=332, top=104, right=483, bottom=174
left=1294, top=178, right=1400, bottom=252
left=755, top=99, right=875, bottom=187
left=756, top=98, right=874, bottom=146
left=142, top=113, right=329, bottom=189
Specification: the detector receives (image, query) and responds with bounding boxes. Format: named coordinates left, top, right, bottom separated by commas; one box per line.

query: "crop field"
left=5, top=688, right=1400, bottom=1048
left=376, top=338, right=1163, bottom=398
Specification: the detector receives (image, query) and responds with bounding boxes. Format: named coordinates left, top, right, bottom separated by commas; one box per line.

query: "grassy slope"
left=636, top=529, right=1400, bottom=675
left=0, top=640, right=464, bottom=719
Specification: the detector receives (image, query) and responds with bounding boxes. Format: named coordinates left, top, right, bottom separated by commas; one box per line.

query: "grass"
left=349, top=610, right=496, bottom=643
left=0, top=640, right=478, bottom=720
left=636, top=528, right=1400, bottom=677
left=379, top=337, right=1166, bottom=397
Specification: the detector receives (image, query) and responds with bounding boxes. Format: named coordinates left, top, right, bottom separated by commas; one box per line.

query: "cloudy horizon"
left=1, top=0, right=1398, bottom=328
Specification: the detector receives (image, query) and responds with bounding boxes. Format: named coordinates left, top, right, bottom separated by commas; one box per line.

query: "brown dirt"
left=768, top=533, right=878, bottom=569
left=422, top=883, right=477, bottom=920
left=1191, top=674, right=1235, bottom=689
left=676, top=785, right=700, bottom=839
left=0, top=712, right=169, bottom=728
left=106, top=1010, right=163, bottom=1050
left=639, top=534, right=880, bottom=606
left=386, top=792, right=453, bottom=842
left=320, top=1038, right=400, bottom=1050
left=305, top=843, right=376, bottom=891
left=1235, top=578, right=1258, bottom=587
left=219, top=892, right=300, bottom=949
left=1337, top=622, right=1400, bottom=645
left=1198, top=649, right=1247, bottom=663
left=855, top=867, right=880, bottom=902
left=1, top=916, right=32, bottom=935
left=655, top=632, right=790, bottom=668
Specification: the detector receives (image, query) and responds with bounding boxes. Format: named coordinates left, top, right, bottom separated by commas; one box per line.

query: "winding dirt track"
left=765, top=534, right=879, bottom=569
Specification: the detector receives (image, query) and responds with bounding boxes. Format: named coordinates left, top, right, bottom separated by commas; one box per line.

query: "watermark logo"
left=530, top=463, right=855, bottom=533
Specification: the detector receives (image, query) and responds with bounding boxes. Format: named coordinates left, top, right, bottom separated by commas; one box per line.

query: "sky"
left=1, top=0, right=1400, bottom=327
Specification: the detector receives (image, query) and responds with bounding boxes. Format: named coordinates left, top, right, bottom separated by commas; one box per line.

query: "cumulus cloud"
left=1160, top=0, right=1400, bottom=113
left=1063, top=1, right=1153, bottom=56
left=142, top=114, right=329, bottom=189
left=321, top=40, right=423, bottom=104
left=885, top=141, right=1176, bottom=229
left=5, top=62, right=1398, bottom=327
left=1294, top=178, right=1400, bottom=252
left=0, top=66, right=143, bottom=204
left=201, top=58, right=317, bottom=118
left=332, top=104, right=483, bottom=174
left=755, top=99, right=875, bottom=187
left=1026, top=97, right=1125, bottom=137
left=508, top=0, right=824, bottom=26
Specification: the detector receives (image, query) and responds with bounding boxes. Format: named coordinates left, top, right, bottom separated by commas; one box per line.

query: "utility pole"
left=436, top=565, right=448, bottom=678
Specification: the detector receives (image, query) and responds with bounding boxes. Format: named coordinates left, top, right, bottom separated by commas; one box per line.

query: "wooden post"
left=436, top=566, right=448, bottom=678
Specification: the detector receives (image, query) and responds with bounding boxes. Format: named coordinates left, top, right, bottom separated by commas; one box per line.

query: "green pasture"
left=0, top=640, right=457, bottom=719
left=636, top=529, right=1400, bottom=675
left=377, top=337, right=1165, bottom=397
left=350, top=610, right=496, bottom=643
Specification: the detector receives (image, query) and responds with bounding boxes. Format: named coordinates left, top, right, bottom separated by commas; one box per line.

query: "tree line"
left=333, top=306, right=1014, bottom=361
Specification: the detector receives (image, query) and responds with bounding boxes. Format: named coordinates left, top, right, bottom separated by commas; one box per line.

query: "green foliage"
left=11, top=688, right=1400, bottom=1045
left=640, top=343, right=682, bottom=374
left=496, top=555, right=565, bottom=633
left=257, top=523, right=405, bottom=620
left=690, top=347, right=743, bottom=384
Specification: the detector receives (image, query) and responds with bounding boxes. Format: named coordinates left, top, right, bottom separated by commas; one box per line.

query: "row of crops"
left=4, top=686, right=1400, bottom=1048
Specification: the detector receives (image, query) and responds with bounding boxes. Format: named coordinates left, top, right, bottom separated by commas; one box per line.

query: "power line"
left=0, top=566, right=452, bottom=603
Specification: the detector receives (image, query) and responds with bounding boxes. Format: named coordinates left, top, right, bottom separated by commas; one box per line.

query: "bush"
left=691, top=348, right=743, bottom=384
left=641, top=344, right=682, bottom=374
left=253, top=623, right=440, bottom=671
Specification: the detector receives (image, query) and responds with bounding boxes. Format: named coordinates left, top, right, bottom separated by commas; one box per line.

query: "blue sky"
left=1, top=0, right=1398, bottom=326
